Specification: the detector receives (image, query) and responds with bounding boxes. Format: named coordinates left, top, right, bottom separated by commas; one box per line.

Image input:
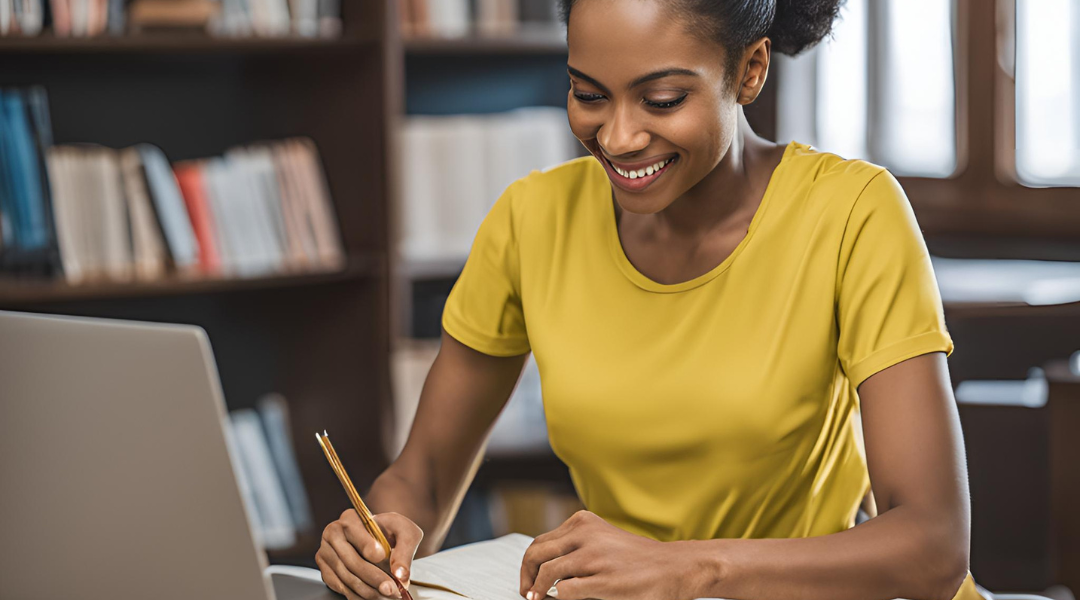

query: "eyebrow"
left=566, top=65, right=699, bottom=94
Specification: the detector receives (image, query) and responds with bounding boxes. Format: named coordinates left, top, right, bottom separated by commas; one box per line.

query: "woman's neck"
left=629, top=109, right=777, bottom=241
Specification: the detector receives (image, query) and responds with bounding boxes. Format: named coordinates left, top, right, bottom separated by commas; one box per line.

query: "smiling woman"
left=316, top=2, right=989, bottom=600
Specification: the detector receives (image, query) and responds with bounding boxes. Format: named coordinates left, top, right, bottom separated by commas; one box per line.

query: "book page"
left=410, top=534, right=534, bottom=600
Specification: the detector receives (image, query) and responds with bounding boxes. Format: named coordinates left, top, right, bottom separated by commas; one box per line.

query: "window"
left=777, top=0, right=958, bottom=178
left=1015, top=0, right=1080, bottom=187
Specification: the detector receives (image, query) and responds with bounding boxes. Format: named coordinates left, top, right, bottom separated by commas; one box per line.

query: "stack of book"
left=227, top=394, right=315, bottom=551
left=47, top=138, right=345, bottom=283
left=0, top=86, right=345, bottom=285
left=0, top=0, right=341, bottom=38
left=400, top=0, right=560, bottom=38
left=397, top=107, right=578, bottom=265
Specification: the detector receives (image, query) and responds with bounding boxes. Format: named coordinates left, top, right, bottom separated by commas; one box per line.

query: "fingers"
left=319, top=510, right=425, bottom=599
left=317, top=553, right=359, bottom=599
left=545, top=576, right=601, bottom=600
left=340, top=509, right=388, bottom=564
left=323, top=513, right=400, bottom=599
left=519, top=535, right=578, bottom=596
left=528, top=552, right=596, bottom=600
left=327, top=533, right=399, bottom=598
left=376, top=512, right=424, bottom=588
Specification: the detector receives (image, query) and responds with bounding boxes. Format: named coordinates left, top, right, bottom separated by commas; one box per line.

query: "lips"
left=598, top=153, right=678, bottom=193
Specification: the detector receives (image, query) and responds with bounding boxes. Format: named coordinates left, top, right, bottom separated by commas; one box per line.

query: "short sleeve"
left=441, top=182, right=531, bottom=356
left=836, top=169, right=953, bottom=388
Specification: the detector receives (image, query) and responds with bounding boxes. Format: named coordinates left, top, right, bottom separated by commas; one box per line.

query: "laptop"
left=0, top=310, right=339, bottom=600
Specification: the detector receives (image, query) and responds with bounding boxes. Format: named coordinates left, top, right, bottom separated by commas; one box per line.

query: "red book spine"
left=174, top=163, right=222, bottom=274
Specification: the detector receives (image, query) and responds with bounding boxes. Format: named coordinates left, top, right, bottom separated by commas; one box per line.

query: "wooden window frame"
left=899, top=0, right=1080, bottom=239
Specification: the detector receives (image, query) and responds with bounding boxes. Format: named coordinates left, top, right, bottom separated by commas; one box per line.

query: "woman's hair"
left=559, top=0, right=843, bottom=80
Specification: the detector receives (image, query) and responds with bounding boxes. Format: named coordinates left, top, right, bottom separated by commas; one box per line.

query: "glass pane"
left=816, top=0, right=869, bottom=161
left=875, top=0, right=957, bottom=177
left=1016, top=0, right=1080, bottom=186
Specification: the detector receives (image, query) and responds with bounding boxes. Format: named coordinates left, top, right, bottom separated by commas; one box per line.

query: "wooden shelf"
left=0, top=255, right=384, bottom=306
left=0, top=32, right=377, bottom=54
left=404, top=29, right=566, bottom=55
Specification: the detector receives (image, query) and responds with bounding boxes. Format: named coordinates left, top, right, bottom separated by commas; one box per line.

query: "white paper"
left=411, top=534, right=533, bottom=600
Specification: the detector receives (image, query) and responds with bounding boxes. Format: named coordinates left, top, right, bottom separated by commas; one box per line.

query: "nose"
left=596, top=104, right=650, bottom=157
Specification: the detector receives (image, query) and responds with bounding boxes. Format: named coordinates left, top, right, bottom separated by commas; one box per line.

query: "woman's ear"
left=736, top=37, right=772, bottom=105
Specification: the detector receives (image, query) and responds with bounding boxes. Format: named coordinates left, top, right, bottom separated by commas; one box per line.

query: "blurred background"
left=1, top=0, right=1078, bottom=597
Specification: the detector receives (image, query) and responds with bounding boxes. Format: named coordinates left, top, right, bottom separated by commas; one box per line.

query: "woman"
left=317, top=1, right=988, bottom=599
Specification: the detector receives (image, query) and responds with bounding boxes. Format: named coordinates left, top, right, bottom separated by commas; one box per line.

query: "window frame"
left=767, top=0, right=1080, bottom=241
left=898, top=0, right=1080, bottom=239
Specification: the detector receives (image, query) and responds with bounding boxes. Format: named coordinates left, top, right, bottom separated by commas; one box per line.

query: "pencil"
left=317, top=430, right=413, bottom=600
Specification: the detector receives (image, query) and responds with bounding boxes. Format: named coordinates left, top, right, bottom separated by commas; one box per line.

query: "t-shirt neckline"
left=603, top=140, right=797, bottom=294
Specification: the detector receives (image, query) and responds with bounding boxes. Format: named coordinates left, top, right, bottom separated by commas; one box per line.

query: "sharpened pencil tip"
left=324, top=429, right=329, bottom=437
left=316, top=432, right=322, bottom=441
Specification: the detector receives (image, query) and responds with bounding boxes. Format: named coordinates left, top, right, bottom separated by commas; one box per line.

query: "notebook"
left=273, top=533, right=734, bottom=600
left=409, top=533, right=533, bottom=600
left=268, top=534, right=533, bottom=600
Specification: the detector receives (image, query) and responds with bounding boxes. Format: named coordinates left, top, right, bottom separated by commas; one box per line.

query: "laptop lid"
left=0, top=310, right=275, bottom=600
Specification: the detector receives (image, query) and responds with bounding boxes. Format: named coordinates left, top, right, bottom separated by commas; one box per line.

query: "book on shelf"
left=390, top=340, right=549, bottom=460
left=400, top=0, right=561, bottom=39
left=0, top=0, right=340, bottom=38
left=397, top=106, right=578, bottom=267
left=0, top=86, right=346, bottom=288
left=0, top=87, right=62, bottom=278
left=226, top=395, right=315, bottom=551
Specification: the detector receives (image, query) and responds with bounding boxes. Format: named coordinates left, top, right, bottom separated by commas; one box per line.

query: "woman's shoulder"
left=776, top=141, right=906, bottom=218
left=783, top=141, right=889, bottom=190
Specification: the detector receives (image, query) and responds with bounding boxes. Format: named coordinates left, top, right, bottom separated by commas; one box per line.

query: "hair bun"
left=767, top=0, right=844, bottom=56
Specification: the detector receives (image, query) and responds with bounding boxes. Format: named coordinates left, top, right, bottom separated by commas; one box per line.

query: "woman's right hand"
left=316, top=510, right=424, bottom=600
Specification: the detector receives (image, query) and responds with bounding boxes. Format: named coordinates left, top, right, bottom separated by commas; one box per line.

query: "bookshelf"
left=0, top=257, right=382, bottom=305
left=0, top=32, right=377, bottom=53
left=0, top=3, right=400, bottom=562
left=402, top=27, right=567, bottom=55
left=0, top=0, right=772, bottom=560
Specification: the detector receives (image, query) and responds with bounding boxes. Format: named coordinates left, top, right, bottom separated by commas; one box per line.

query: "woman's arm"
left=694, top=351, right=971, bottom=600
left=367, top=329, right=529, bottom=555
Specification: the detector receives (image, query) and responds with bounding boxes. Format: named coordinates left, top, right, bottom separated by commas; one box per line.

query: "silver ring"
left=547, top=579, right=561, bottom=598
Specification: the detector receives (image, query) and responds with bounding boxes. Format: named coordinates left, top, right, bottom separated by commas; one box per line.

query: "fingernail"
left=395, top=566, right=406, bottom=579
left=527, top=592, right=536, bottom=600
left=380, top=582, right=393, bottom=597
left=548, top=584, right=560, bottom=598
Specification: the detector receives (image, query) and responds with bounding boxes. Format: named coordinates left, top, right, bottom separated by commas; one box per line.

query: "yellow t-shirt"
left=442, top=141, right=985, bottom=599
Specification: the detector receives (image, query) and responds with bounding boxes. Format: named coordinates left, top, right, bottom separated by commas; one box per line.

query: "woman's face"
left=566, top=0, right=739, bottom=215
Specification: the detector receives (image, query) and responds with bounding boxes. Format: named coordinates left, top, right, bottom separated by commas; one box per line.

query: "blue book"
left=0, top=90, right=16, bottom=251
left=138, top=144, right=199, bottom=269
left=1, top=90, right=49, bottom=251
left=25, top=88, right=58, bottom=249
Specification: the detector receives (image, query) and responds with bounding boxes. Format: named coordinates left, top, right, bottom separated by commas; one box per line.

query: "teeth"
left=613, top=157, right=674, bottom=179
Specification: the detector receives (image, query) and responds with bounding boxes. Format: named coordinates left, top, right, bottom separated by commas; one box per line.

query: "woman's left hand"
left=519, top=510, right=708, bottom=600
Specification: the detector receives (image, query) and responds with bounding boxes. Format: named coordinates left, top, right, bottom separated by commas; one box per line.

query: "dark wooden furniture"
left=945, top=301, right=1080, bottom=592
left=0, top=3, right=401, bottom=561
left=1047, top=360, right=1080, bottom=594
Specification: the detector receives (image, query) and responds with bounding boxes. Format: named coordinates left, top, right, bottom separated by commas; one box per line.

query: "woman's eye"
left=644, top=95, right=687, bottom=109
left=573, top=92, right=605, bottom=103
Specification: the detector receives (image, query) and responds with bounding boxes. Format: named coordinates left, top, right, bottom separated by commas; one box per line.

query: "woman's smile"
left=598, top=152, right=679, bottom=192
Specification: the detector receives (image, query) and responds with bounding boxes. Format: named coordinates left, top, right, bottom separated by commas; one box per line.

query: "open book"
left=265, top=534, right=533, bottom=600
left=267, top=534, right=734, bottom=600
left=409, top=533, right=534, bottom=600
